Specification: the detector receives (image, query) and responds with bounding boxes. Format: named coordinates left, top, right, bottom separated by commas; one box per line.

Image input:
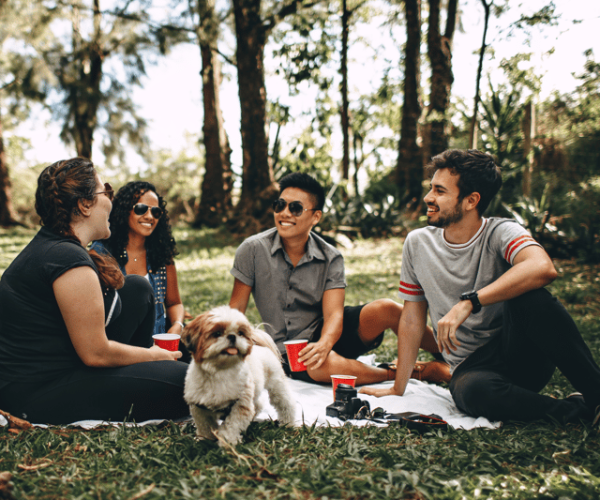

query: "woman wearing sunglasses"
left=0, top=158, right=188, bottom=424
left=91, top=181, right=185, bottom=338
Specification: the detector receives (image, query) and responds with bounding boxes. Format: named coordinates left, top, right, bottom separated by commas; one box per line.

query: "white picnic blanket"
left=256, top=377, right=500, bottom=430
left=9, top=377, right=499, bottom=431
left=6, top=356, right=499, bottom=430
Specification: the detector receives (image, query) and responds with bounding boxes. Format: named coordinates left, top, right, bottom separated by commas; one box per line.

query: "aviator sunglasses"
left=94, top=183, right=114, bottom=201
left=133, top=203, right=163, bottom=219
left=272, top=198, right=317, bottom=217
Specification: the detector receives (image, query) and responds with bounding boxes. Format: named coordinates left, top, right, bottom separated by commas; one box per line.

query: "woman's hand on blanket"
left=299, top=341, right=332, bottom=370
left=359, top=385, right=400, bottom=398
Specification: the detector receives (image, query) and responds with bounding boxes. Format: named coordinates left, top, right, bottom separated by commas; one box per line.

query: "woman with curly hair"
left=0, top=158, right=188, bottom=425
left=91, top=181, right=185, bottom=337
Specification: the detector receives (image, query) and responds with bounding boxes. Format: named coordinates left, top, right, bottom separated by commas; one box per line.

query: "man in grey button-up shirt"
left=229, top=172, right=446, bottom=386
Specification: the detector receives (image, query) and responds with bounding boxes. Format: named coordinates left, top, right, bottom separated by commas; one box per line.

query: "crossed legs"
left=306, top=299, right=446, bottom=385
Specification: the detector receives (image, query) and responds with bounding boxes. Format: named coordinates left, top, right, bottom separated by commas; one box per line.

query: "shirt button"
left=288, top=286, right=292, bottom=290
left=286, top=304, right=290, bottom=308
left=287, top=321, right=291, bottom=325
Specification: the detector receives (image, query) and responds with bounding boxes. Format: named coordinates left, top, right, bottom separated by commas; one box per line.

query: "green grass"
left=1, top=226, right=600, bottom=500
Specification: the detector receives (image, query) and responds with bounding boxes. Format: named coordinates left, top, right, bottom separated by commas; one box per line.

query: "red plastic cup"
left=331, top=375, right=357, bottom=400
left=153, top=333, right=181, bottom=352
left=284, top=339, right=309, bottom=372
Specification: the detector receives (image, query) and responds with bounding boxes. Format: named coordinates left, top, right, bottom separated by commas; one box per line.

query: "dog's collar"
left=194, top=400, right=237, bottom=419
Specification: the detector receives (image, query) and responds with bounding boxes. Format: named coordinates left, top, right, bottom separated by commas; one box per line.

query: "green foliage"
left=2, top=228, right=600, bottom=499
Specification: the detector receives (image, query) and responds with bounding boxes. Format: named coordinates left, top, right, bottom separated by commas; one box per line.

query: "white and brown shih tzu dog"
left=181, top=305, right=296, bottom=446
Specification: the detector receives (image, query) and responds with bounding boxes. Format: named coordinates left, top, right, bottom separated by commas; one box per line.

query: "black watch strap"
left=460, top=291, right=482, bottom=314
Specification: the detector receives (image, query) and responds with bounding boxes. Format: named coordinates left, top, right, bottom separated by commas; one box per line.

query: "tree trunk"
left=194, top=0, right=232, bottom=228
left=397, top=0, right=422, bottom=209
left=426, top=0, right=457, bottom=158
left=71, top=0, right=103, bottom=159
left=340, top=0, right=350, bottom=184
left=522, top=100, right=535, bottom=197
left=0, top=113, right=22, bottom=227
left=232, top=0, right=276, bottom=227
left=468, top=0, right=491, bottom=149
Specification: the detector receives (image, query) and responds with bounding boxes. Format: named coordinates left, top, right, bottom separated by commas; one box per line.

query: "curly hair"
left=100, top=181, right=178, bottom=270
left=35, top=157, right=97, bottom=240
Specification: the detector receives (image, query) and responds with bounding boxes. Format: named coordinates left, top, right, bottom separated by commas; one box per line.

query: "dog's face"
left=181, top=306, right=255, bottom=366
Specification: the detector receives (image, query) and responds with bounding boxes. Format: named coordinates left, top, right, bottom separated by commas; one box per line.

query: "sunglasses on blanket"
left=272, top=198, right=318, bottom=217
left=133, top=203, right=163, bottom=219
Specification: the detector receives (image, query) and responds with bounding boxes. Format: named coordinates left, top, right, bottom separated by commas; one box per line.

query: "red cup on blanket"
left=331, top=375, right=357, bottom=400
left=153, top=333, right=181, bottom=352
left=284, top=339, right=309, bottom=372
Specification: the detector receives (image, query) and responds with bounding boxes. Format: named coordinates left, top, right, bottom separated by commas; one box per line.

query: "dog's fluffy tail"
left=252, top=327, right=283, bottom=362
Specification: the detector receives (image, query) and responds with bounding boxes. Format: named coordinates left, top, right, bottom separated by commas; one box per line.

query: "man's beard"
left=427, top=203, right=464, bottom=228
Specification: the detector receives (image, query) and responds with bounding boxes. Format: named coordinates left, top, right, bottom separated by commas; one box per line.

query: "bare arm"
left=54, top=267, right=180, bottom=367
left=164, top=263, right=185, bottom=334
left=437, top=245, right=557, bottom=354
left=229, top=278, right=252, bottom=314
left=360, top=299, right=428, bottom=397
left=298, top=287, right=345, bottom=370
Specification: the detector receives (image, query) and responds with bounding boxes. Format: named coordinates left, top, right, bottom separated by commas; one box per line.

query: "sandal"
left=376, top=362, right=397, bottom=381
left=411, top=360, right=451, bottom=384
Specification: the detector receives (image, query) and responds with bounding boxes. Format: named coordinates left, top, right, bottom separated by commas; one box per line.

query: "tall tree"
left=232, top=0, right=322, bottom=231
left=468, top=0, right=492, bottom=149
left=340, top=0, right=351, bottom=184
left=396, top=0, right=422, bottom=208
left=189, top=0, right=232, bottom=228
left=425, top=0, right=457, bottom=158
left=0, top=0, right=52, bottom=226
left=47, top=0, right=165, bottom=162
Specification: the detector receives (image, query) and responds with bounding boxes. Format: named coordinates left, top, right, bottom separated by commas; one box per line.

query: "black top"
left=0, top=227, right=101, bottom=383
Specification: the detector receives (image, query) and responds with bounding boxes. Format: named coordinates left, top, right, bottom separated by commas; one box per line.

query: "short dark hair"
left=426, top=149, right=502, bottom=216
left=278, top=172, right=325, bottom=211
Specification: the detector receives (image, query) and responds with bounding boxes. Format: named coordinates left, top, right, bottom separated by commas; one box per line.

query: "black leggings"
left=0, top=275, right=189, bottom=425
left=450, top=288, right=600, bottom=424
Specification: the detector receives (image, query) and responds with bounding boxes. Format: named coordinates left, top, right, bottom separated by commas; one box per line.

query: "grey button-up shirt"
left=231, top=228, right=346, bottom=354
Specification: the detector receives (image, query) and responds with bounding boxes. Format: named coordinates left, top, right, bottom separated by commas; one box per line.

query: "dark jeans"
left=450, top=288, right=600, bottom=424
left=0, top=275, right=189, bottom=424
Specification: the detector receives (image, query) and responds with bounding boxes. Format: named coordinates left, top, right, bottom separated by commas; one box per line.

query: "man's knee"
left=360, top=299, right=402, bottom=331
left=508, top=288, right=556, bottom=315
left=306, top=350, right=345, bottom=383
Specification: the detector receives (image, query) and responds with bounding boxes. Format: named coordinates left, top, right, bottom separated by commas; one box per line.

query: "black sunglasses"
left=133, top=203, right=163, bottom=219
left=272, top=198, right=317, bottom=217
left=94, top=182, right=114, bottom=201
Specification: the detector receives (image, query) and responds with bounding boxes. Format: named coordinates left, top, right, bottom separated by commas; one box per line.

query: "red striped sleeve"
left=399, top=281, right=424, bottom=296
left=504, top=235, right=537, bottom=263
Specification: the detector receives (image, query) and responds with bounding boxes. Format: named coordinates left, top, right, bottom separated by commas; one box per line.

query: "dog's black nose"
left=227, top=334, right=236, bottom=345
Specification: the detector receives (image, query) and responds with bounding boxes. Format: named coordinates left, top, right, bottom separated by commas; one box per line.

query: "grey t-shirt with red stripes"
left=398, top=217, right=541, bottom=371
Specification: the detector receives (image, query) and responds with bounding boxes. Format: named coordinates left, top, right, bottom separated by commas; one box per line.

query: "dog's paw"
left=195, top=432, right=217, bottom=442
left=215, top=429, right=242, bottom=447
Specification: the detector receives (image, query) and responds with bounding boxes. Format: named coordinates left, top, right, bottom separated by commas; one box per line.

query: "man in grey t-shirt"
left=362, top=149, right=600, bottom=426
left=229, top=172, right=448, bottom=386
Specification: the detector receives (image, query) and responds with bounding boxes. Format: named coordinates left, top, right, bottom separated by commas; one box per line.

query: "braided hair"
left=101, top=181, right=178, bottom=270
left=35, top=157, right=124, bottom=290
left=35, top=157, right=97, bottom=240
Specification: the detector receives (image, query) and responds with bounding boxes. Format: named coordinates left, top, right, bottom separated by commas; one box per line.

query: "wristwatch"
left=460, top=290, right=482, bottom=314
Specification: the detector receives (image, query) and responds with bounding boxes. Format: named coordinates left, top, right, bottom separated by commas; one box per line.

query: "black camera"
left=326, top=384, right=370, bottom=420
